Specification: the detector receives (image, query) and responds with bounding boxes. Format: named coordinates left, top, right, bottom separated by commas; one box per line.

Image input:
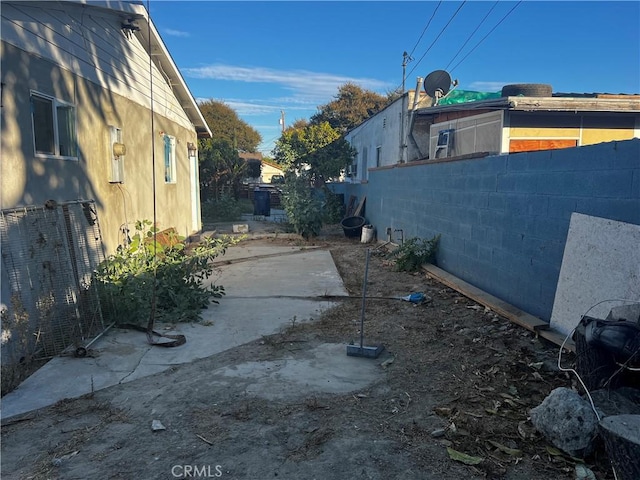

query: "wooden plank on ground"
left=423, top=264, right=549, bottom=332
left=539, top=329, right=575, bottom=353
left=353, top=196, right=366, bottom=217
left=345, top=195, right=357, bottom=217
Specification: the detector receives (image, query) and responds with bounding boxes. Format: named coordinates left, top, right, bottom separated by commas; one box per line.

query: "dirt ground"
left=1, top=226, right=616, bottom=480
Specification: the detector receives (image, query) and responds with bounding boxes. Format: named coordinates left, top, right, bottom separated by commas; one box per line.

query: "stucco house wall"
left=344, top=91, right=430, bottom=182
left=1, top=1, right=208, bottom=254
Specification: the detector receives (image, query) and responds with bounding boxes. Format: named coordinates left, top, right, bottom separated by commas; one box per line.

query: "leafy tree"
left=198, top=100, right=262, bottom=152
left=246, top=159, right=262, bottom=179
left=281, top=172, right=323, bottom=239
left=272, top=121, right=355, bottom=182
left=310, top=82, right=395, bottom=133
left=198, top=138, right=246, bottom=201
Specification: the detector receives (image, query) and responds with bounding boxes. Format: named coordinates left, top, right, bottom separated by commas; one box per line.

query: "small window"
left=163, top=134, right=176, bottom=183
left=376, top=146, right=382, bottom=167
left=31, top=91, right=77, bottom=158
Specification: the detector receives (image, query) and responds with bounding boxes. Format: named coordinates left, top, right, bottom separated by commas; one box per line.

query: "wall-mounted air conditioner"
left=435, top=128, right=455, bottom=158
left=109, top=126, right=125, bottom=183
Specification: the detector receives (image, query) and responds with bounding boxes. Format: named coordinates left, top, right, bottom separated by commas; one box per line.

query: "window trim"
left=163, top=133, right=177, bottom=183
left=30, top=90, right=78, bottom=160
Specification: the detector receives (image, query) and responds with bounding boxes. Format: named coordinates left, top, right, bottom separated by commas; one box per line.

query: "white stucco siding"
left=1, top=1, right=193, bottom=131
left=344, top=95, right=408, bottom=181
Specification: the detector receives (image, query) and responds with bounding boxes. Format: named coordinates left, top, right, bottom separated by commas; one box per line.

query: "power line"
left=405, top=1, right=467, bottom=82
left=450, top=1, right=523, bottom=74
left=407, top=1, right=442, bottom=59
left=445, top=1, right=499, bottom=71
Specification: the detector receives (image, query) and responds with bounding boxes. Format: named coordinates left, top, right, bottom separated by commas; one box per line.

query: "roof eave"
left=133, top=16, right=211, bottom=138
left=416, top=96, right=640, bottom=116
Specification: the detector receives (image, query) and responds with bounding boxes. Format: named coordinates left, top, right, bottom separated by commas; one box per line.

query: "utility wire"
left=405, top=1, right=467, bottom=81
left=450, top=1, right=522, bottom=74
left=146, top=0, right=159, bottom=334
left=407, top=1, right=442, bottom=59
left=445, top=1, right=499, bottom=71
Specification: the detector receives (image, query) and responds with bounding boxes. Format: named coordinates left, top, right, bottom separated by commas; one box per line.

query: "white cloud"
left=184, top=64, right=393, bottom=104
left=163, top=28, right=190, bottom=37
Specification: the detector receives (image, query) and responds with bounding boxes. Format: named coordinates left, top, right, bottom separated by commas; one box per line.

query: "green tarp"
left=437, top=89, right=502, bottom=105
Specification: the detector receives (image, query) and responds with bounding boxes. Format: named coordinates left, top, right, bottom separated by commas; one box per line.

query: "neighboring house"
left=238, top=152, right=285, bottom=184
left=261, top=158, right=284, bottom=184
left=344, top=88, right=431, bottom=182
left=414, top=91, right=640, bottom=160
left=345, top=83, right=640, bottom=183
left=1, top=0, right=211, bottom=254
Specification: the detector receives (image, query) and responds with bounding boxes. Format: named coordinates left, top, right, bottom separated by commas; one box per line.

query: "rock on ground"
left=529, top=387, right=599, bottom=457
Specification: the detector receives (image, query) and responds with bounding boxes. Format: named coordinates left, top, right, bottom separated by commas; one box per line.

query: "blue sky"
left=148, top=1, right=640, bottom=156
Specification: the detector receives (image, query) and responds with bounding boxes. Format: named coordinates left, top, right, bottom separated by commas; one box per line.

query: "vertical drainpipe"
left=399, top=93, right=406, bottom=163
left=405, top=77, right=424, bottom=162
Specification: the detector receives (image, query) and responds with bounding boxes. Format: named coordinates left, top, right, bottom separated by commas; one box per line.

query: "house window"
left=376, top=146, right=382, bottom=167
left=31, top=91, right=77, bottom=158
left=163, top=134, right=176, bottom=183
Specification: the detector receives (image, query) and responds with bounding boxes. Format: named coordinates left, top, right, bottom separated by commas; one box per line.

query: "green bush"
left=201, top=195, right=243, bottom=223
left=321, top=189, right=345, bottom=224
left=281, top=174, right=323, bottom=239
left=387, top=234, right=440, bottom=272
left=94, top=220, right=237, bottom=325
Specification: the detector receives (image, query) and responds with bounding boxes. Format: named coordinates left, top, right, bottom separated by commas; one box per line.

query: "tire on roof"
left=501, top=83, right=553, bottom=97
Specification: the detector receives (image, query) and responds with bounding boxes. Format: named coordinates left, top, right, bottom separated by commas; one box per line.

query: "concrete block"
left=463, top=239, right=478, bottom=259
left=232, top=224, right=249, bottom=233
left=531, top=216, right=570, bottom=242
left=612, top=138, right=640, bottom=169
left=633, top=170, right=640, bottom=198
left=576, top=198, right=640, bottom=225
left=496, top=172, right=538, bottom=194
left=477, top=244, right=492, bottom=262
left=548, top=196, right=578, bottom=220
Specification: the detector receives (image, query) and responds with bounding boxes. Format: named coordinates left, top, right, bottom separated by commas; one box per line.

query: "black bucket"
left=341, top=216, right=366, bottom=238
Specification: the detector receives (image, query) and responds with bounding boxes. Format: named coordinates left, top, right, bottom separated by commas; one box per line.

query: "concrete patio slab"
left=1, top=245, right=349, bottom=420
left=215, top=342, right=382, bottom=401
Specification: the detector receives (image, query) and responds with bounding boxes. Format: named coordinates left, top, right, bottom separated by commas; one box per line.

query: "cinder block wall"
left=331, top=139, right=640, bottom=321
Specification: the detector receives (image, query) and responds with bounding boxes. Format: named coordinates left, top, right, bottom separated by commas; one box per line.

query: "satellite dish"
left=423, top=70, right=452, bottom=98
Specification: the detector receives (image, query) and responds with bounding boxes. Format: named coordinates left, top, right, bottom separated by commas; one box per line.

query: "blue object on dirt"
left=402, top=292, right=426, bottom=303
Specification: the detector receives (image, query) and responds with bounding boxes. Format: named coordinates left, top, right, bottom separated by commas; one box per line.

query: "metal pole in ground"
left=359, top=248, right=370, bottom=349
left=347, top=248, right=384, bottom=358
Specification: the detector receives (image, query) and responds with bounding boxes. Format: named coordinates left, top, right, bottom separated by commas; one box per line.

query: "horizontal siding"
left=1, top=2, right=192, bottom=131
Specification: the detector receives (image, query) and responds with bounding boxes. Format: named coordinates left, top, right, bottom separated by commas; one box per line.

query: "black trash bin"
left=340, top=216, right=365, bottom=238
left=253, top=188, right=271, bottom=216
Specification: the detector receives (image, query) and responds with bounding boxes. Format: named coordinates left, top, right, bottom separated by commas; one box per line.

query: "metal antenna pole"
left=402, top=51, right=413, bottom=93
